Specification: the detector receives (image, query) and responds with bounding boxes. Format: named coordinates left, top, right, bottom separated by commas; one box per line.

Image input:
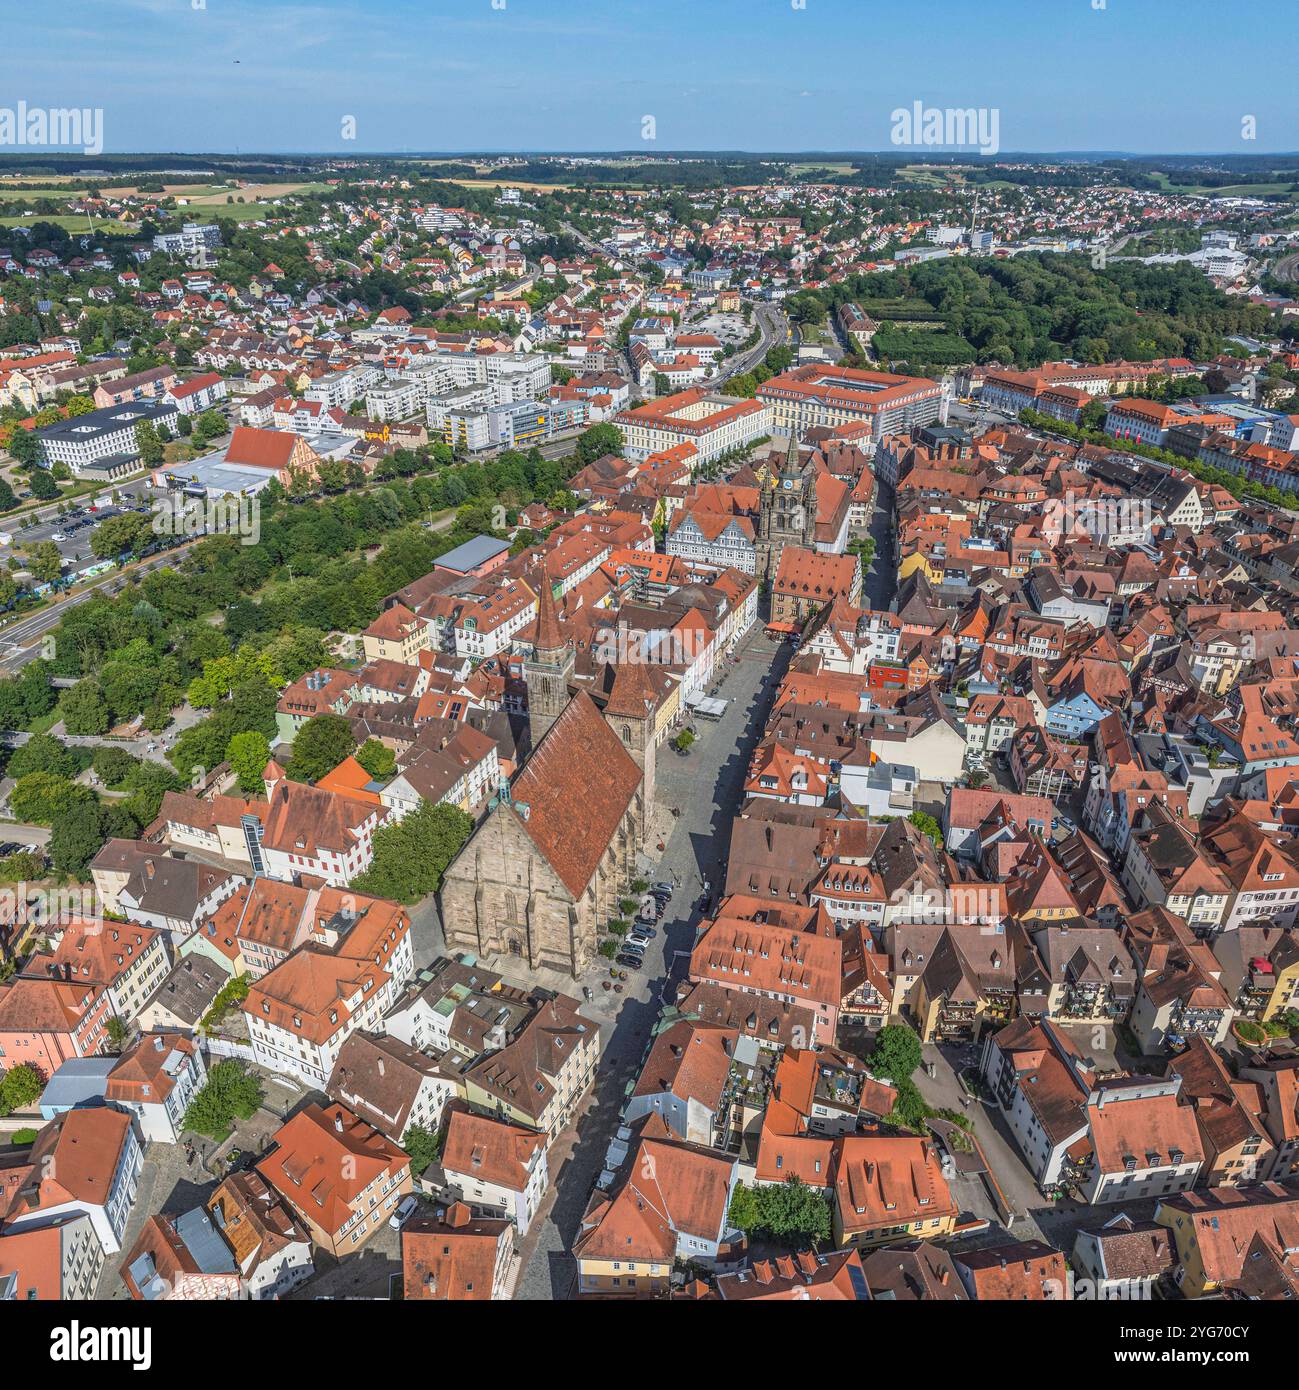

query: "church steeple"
left=525, top=570, right=574, bottom=750
left=532, top=566, right=566, bottom=662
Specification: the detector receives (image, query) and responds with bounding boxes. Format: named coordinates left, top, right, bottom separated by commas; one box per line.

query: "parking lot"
left=685, top=309, right=751, bottom=346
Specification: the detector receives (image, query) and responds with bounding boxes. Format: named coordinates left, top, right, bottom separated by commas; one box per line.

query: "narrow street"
left=512, top=619, right=790, bottom=1299
left=863, top=474, right=897, bottom=612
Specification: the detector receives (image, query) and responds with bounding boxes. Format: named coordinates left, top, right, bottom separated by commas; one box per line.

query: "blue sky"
left=3, top=0, right=1297, bottom=155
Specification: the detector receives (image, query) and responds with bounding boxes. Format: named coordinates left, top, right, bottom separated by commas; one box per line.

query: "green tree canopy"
left=870, top=1023, right=923, bottom=1084
left=287, top=712, right=356, bottom=784
left=182, top=1060, right=263, bottom=1141
left=353, top=800, right=473, bottom=903
left=226, top=729, right=272, bottom=795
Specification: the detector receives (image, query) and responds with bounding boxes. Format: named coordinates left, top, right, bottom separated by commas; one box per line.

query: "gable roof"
left=506, top=691, right=641, bottom=898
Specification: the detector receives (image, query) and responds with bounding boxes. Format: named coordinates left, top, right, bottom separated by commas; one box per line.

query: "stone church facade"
left=440, top=573, right=664, bottom=979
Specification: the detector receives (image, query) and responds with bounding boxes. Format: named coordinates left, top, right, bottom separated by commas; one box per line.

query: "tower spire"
left=533, top=568, right=564, bottom=657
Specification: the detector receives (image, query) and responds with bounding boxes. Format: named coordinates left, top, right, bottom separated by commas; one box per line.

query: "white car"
left=389, top=1194, right=420, bottom=1230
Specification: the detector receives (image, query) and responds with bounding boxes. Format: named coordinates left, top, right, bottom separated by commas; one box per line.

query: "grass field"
left=789, top=162, right=857, bottom=176
left=0, top=214, right=134, bottom=234
left=1140, top=171, right=1298, bottom=197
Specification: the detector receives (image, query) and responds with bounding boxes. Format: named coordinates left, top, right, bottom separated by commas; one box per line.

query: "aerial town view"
left=2, top=0, right=1298, bottom=1359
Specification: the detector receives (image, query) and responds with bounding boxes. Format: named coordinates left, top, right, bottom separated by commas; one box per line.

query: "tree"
left=287, top=712, right=355, bottom=784
left=226, top=730, right=272, bottom=794
left=26, top=541, right=63, bottom=585
left=758, top=1176, right=832, bottom=1241
left=672, top=729, right=695, bottom=754
left=10, top=771, right=94, bottom=825
left=182, top=1060, right=263, bottom=1141
left=49, top=800, right=108, bottom=878
left=402, top=1123, right=442, bottom=1177
left=192, top=410, right=227, bottom=445
left=0, top=1062, right=45, bottom=1116
left=59, top=678, right=111, bottom=736
left=574, top=422, right=624, bottom=465
left=91, top=745, right=139, bottom=788
left=9, top=733, right=88, bottom=782
left=135, top=420, right=164, bottom=466
left=727, top=1181, right=761, bottom=1234
left=91, top=511, right=153, bottom=560
left=908, top=810, right=942, bottom=849
left=104, top=1016, right=130, bottom=1051
left=870, top=1023, right=923, bottom=1084
left=8, top=431, right=44, bottom=470
left=356, top=737, right=396, bottom=780
left=727, top=1177, right=831, bottom=1243
left=353, top=801, right=473, bottom=903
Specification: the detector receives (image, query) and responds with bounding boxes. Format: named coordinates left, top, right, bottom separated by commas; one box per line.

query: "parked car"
left=615, top=951, right=645, bottom=969
left=389, top=1194, right=420, bottom=1230
left=627, top=933, right=654, bottom=952
left=631, top=920, right=658, bottom=938
left=651, top=882, right=673, bottom=897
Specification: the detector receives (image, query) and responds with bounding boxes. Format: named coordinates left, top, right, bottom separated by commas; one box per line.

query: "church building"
left=439, top=577, right=650, bottom=977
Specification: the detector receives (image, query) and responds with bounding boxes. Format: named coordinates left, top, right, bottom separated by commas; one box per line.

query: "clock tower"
left=757, top=431, right=818, bottom=579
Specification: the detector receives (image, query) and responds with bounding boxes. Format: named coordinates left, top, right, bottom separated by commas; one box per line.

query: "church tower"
left=524, top=573, right=574, bottom=750
left=603, top=661, right=658, bottom=836
left=758, top=430, right=818, bottom=578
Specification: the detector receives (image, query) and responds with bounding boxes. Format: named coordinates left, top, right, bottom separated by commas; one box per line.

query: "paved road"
left=717, top=303, right=786, bottom=384
left=0, top=545, right=199, bottom=675
left=862, top=475, right=897, bottom=612
left=512, top=620, right=790, bottom=1299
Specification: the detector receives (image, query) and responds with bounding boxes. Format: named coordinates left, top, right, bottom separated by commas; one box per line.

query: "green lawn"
left=0, top=214, right=134, bottom=235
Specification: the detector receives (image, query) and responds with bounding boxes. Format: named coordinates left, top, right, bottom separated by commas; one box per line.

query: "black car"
left=615, top=952, right=644, bottom=969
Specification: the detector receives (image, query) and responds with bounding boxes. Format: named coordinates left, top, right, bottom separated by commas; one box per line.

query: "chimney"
left=333, top=1111, right=344, bottom=1134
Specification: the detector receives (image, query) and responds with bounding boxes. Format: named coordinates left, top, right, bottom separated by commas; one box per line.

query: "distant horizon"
left=4, top=148, right=1299, bottom=165
left=3, top=0, right=1298, bottom=157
